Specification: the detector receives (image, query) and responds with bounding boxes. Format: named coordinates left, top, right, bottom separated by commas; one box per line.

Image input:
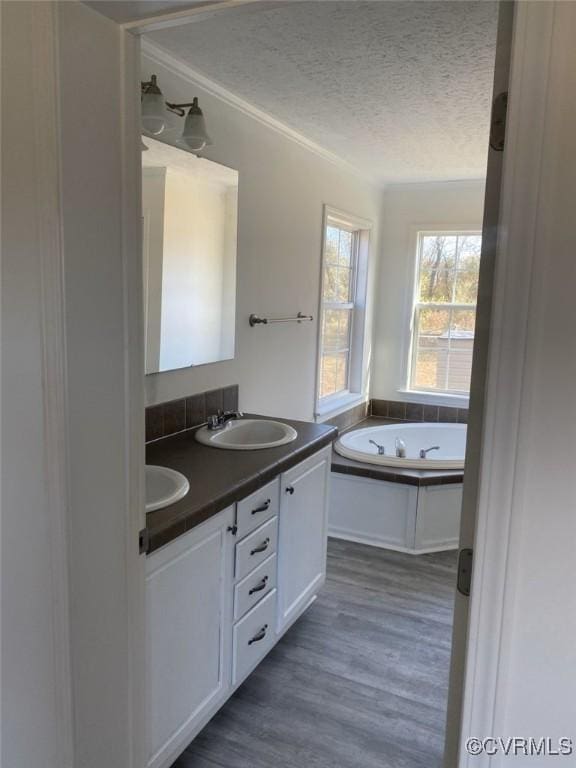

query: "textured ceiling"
left=146, top=0, right=498, bottom=185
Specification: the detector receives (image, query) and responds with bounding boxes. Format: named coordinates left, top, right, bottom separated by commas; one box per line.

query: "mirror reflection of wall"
left=142, top=137, right=238, bottom=374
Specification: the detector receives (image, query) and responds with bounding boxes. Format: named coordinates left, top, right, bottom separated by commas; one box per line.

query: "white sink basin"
left=146, top=465, right=190, bottom=512
left=195, top=419, right=297, bottom=450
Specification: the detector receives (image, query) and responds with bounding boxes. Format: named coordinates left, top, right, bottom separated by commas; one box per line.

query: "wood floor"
left=173, top=538, right=458, bottom=768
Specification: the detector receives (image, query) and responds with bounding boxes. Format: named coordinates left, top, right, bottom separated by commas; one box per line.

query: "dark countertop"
left=145, top=414, right=337, bottom=553
left=330, top=417, right=465, bottom=487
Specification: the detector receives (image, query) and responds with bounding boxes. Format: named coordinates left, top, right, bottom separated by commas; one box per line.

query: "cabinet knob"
left=285, top=485, right=295, bottom=495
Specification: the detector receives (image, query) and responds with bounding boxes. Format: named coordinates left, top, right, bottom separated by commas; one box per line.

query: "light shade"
left=141, top=92, right=166, bottom=135
left=181, top=98, right=212, bottom=151
left=141, top=75, right=166, bottom=136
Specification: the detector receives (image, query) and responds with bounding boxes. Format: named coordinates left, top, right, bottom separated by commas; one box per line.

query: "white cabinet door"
left=277, top=446, right=331, bottom=634
left=145, top=507, right=234, bottom=768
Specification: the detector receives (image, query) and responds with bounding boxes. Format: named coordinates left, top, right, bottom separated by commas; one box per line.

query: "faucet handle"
left=207, top=413, right=221, bottom=430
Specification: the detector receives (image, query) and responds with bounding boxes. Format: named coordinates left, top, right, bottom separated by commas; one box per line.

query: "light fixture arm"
left=165, top=97, right=202, bottom=118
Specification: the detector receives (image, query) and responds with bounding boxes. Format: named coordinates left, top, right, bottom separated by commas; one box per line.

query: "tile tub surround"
left=145, top=385, right=239, bottom=443
left=324, top=400, right=371, bottom=433
left=323, top=399, right=467, bottom=436
left=370, top=398, right=468, bottom=424
left=145, top=414, right=337, bottom=553
left=331, top=417, right=464, bottom=488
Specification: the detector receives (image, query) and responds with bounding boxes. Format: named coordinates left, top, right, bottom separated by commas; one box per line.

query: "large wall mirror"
left=142, top=137, right=238, bottom=373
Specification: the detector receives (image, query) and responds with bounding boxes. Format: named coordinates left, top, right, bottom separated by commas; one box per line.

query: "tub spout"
left=395, top=437, right=406, bottom=458
left=369, top=439, right=385, bottom=455
left=419, top=445, right=440, bottom=459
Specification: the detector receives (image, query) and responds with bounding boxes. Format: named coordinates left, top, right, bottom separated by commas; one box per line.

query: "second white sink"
left=195, top=419, right=297, bottom=450
left=146, top=465, right=190, bottom=513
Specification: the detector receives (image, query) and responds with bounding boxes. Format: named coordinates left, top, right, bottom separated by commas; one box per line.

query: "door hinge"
left=490, top=91, right=508, bottom=152
left=457, top=548, right=473, bottom=597
left=139, top=527, right=149, bottom=555
left=227, top=524, right=238, bottom=536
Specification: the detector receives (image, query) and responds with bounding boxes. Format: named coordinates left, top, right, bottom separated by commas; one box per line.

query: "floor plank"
left=172, top=538, right=457, bottom=768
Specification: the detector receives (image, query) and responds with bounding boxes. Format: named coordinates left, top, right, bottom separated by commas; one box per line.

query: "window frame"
left=315, top=206, right=372, bottom=418
left=407, top=229, right=482, bottom=399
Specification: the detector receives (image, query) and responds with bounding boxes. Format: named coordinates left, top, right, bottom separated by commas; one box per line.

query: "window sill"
left=315, top=393, right=367, bottom=422
left=396, top=389, right=470, bottom=409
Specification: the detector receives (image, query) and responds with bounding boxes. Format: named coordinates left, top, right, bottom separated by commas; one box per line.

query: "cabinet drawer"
left=235, top=516, right=278, bottom=582
left=234, top=553, right=277, bottom=621
left=236, top=478, right=279, bottom=540
left=232, top=588, right=277, bottom=686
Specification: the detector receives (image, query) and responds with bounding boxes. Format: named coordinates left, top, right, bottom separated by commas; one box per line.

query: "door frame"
left=121, top=1, right=562, bottom=766
left=445, top=2, right=559, bottom=764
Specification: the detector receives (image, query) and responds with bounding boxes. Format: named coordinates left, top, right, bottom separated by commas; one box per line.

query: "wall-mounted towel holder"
left=249, top=312, right=313, bottom=327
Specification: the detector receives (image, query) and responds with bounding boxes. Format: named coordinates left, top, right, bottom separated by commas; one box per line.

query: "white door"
left=145, top=507, right=234, bottom=768
left=277, top=447, right=331, bottom=634
left=443, top=4, right=514, bottom=762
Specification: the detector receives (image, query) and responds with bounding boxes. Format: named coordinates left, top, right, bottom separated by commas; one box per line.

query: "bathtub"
left=334, top=422, right=467, bottom=470
left=330, top=421, right=466, bottom=554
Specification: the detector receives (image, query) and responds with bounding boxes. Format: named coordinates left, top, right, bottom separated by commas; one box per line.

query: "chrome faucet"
left=419, top=445, right=440, bottom=459
left=207, top=409, right=244, bottom=431
left=369, top=439, right=385, bottom=455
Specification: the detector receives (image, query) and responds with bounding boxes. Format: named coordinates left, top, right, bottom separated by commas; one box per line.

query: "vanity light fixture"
left=141, top=74, right=212, bottom=152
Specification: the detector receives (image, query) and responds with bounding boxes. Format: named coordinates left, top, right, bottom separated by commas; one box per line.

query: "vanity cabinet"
left=145, top=506, right=235, bottom=768
left=145, top=445, right=331, bottom=768
left=277, top=446, right=331, bottom=634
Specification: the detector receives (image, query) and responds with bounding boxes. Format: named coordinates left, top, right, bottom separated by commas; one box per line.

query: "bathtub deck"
left=172, top=538, right=458, bottom=768
left=331, top=417, right=464, bottom=487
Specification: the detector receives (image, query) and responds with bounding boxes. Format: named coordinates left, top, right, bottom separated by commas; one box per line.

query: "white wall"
left=2, top=4, right=144, bottom=768
left=1, top=4, right=72, bottom=765
left=371, top=180, right=485, bottom=404
left=57, top=4, right=145, bottom=768
left=142, top=52, right=382, bottom=420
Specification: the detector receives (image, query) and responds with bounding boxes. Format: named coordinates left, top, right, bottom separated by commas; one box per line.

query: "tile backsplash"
left=146, top=388, right=467, bottom=443
left=324, top=400, right=371, bottom=433
left=371, top=398, right=468, bottom=424
left=145, top=385, right=239, bottom=443
left=325, top=398, right=468, bottom=434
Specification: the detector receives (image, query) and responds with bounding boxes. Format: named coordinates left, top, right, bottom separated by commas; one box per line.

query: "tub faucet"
left=207, top=409, right=244, bottom=431
left=369, top=439, right=385, bottom=456
left=395, top=437, right=406, bottom=458
left=419, top=445, right=440, bottom=459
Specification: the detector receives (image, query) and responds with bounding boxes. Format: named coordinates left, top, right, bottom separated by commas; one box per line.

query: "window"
left=317, top=208, right=371, bottom=412
left=409, top=232, right=482, bottom=395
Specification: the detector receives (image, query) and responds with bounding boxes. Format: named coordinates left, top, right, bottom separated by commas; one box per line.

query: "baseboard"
left=328, top=530, right=459, bottom=555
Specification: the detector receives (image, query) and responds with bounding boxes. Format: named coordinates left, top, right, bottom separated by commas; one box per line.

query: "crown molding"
left=124, top=0, right=263, bottom=34
left=141, top=39, right=380, bottom=188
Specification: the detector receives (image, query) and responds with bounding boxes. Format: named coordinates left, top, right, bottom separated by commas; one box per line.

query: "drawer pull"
left=250, top=538, right=270, bottom=556
left=251, top=499, right=271, bottom=516
left=249, top=575, right=269, bottom=595
left=248, top=624, right=268, bottom=645
left=285, top=485, right=295, bottom=495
